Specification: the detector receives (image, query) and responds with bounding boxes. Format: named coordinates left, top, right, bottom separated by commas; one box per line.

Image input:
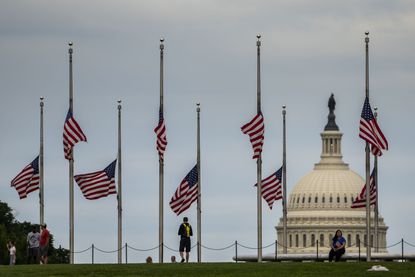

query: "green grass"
left=1, top=262, right=415, bottom=277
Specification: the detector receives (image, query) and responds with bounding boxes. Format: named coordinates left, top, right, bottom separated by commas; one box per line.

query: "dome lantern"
left=315, top=94, right=348, bottom=170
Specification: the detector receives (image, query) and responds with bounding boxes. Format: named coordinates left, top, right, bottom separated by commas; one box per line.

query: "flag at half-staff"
left=351, top=168, right=377, bottom=208
left=154, top=107, right=167, bottom=160
left=74, top=160, right=117, bottom=200
left=63, top=110, right=87, bottom=160
left=359, top=97, right=388, bottom=156
left=241, top=113, right=264, bottom=159
left=255, top=167, right=282, bottom=209
left=10, top=156, right=40, bottom=199
left=169, top=165, right=198, bottom=215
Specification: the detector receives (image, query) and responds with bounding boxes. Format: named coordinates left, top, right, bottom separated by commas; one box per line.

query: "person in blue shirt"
left=329, top=230, right=346, bottom=262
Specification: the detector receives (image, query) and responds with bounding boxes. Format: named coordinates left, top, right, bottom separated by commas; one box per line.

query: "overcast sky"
left=1, top=0, right=414, bottom=263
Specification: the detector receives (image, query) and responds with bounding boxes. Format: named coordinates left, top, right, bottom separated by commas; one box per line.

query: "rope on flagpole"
left=385, top=241, right=403, bottom=248
left=94, top=245, right=126, bottom=254
left=238, top=241, right=275, bottom=250
left=403, top=240, right=415, bottom=248
left=127, top=244, right=160, bottom=252
left=67, top=239, right=407, bottom=256
left=201, top=243, right=235, bottom=251
left=71, top=246, right=93, bottom=254
left=237, top=243, right=261, bottom=250
left=164, top=244, right=180, bottom=252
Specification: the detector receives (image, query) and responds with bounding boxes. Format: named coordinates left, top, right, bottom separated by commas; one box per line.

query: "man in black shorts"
left=178, top=217, right=193, bottom=263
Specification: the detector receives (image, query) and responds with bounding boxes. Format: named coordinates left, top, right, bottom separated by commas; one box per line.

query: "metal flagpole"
left=159, top=37, right=165, bottom=263
left=373, top=107, right=379, bottom=253
left=282, top=105, right=287, bottom=254
left=256, top=34, right=263, bottom=263
left=196, top=103, right=202, bottom=263
left=68, top=41, right=75, bottom=264
left=39, top=97, right=45, bottom=225
left=117, top=100, right=122, bottom=264
left=364, top=32, right=371, bottom=261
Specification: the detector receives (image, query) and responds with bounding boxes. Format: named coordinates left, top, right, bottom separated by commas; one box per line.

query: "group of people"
left=6, top=223, right=50, bottom=266
left=7, top=219, right=346, bottom=264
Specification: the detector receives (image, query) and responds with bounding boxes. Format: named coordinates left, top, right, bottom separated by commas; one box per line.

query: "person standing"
left=39, top=223, right=50, bottom=264
left=7, top=241, right=16, bottom=266
left=328, top=229, right=346, bottom=262
left=177, top=217, right=193, bottom=263
left=27, top=227, right=40, bottom=264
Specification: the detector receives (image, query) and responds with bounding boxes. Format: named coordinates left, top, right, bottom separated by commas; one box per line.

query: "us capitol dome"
left=276, top=94, right=388, bottom=253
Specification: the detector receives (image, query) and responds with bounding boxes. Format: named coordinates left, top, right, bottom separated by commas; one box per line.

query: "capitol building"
left=276, top=95, right=388, bottom=254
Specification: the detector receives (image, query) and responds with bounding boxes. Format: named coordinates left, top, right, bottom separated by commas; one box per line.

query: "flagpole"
left=364, top=32, right=371, bottom=261
left=39, top=97, right=45, bottom=226
left=373, top=107, right=379, bottom=253
left=117, top=100, right=122, bottom=264
left=282, top=105, right=287, bottom=254
left=256, top=34, right=262, bottom=263
left=196, top=103, right=202, bottom=263
left=159, top=37, right=165, bottom=264
left=68, top=41, right=75, bottom=264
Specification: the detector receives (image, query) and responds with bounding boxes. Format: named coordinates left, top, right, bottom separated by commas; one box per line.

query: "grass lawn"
left=1, top=262, right=415, bottom=277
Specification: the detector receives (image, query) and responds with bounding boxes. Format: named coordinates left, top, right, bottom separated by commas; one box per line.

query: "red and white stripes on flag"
left=74, top=160, right=117, bottom=200
left=255, top=167, right=283, bottom=209
left=359, top=97, right=388, bottom=156
left=154, top=108, right=167, bottom=160
left=10, top=156, right=40, bottom=199
left=169, top=165, right=198, bottom=215
left=241, top=113, right=264, bottom=159
left=351, top=169, right=376, bottom=208
left=63, top=110, right=87, bottom=160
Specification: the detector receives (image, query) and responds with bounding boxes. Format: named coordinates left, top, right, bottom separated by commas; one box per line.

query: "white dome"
left=276, top=95, right=387, bottom=254
left=288, top=168, right=364, bottom=212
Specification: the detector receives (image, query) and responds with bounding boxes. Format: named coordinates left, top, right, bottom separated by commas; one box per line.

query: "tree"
left=0, top=200, right=69, bottom=264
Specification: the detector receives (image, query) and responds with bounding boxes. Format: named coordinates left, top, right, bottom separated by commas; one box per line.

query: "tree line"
left=0, top=200, right=69, bottom=264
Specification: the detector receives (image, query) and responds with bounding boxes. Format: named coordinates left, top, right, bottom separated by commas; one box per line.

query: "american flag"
left=255, top=167, right=283, bottom=209
left=359, top=97, right=388, bottom=156
left=169, top=165, right=198, bottom=215
left=10, top=156, right=40, bottom=199
left=154, top=108, right=167, bottom=160
left=241, top=113, right=264, bottom=159
left=63, top=110, right=87, bottom=160
left=351, top=169, right=376, bottom=208
left=74, top=160, right=117, bottom=200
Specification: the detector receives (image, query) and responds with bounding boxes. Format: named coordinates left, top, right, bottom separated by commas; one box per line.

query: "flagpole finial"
left=282, top=105, right=286, bottom=115
left=374, top=107, right=378, bottom=118
left=196, top=103, right=200, bottom=112
left=160, top=37, right=164, bottom=50
left=68, top=42, right=73, bottom=54
left=117, top=100, right=122, bottom=110
left=40, top=96, right=44, bottom=106
left=365, top=32, right=369, bottom=43
left=257, top=34, right=261, bottom=46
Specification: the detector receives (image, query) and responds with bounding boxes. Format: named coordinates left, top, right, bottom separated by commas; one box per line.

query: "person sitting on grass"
left=329, top=229, right=346, bottom=262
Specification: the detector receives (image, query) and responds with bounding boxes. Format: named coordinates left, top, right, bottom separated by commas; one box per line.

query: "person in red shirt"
left=39, top=223, right=50, bottom=264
